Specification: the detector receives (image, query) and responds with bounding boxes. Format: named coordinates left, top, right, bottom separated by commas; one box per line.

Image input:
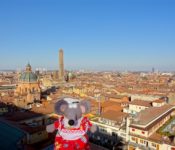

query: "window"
left=100, top=128, right=107, bottom=133
left=112, top=132, right=117, bottom=137
left=131, top=137, right=136, bottom=141
left=140, top=139, right=144, bottom=144
left=132, top=128, right=135, bottom=131
left=151, top=143, right=157, bottom=148
left=140, top=139, right=147, bottom=145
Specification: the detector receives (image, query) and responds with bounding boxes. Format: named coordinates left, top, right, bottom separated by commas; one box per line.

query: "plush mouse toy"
left=46, top=98, right=97, bottom=150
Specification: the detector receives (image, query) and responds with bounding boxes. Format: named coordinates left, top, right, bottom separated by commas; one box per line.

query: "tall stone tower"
left=59, top=49, right=64, bottom=81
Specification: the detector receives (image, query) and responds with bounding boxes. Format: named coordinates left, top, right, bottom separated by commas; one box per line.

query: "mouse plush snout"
left=64, top=108, right=80, bottom=127
left=68, top=120, right=75, bottom=126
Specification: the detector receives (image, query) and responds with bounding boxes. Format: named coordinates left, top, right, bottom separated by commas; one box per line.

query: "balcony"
left=129, top=142, right=155, bottom=150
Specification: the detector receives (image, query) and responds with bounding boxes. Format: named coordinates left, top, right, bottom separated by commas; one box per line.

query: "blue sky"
left=0, top=0, right=175, bottom=71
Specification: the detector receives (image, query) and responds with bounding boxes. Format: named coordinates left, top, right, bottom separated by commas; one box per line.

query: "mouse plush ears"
left=79, top=100, right=91, bottom=114
left=54, top=99, right=91, bottom=115
left=55, top=99, right=68, bottom=115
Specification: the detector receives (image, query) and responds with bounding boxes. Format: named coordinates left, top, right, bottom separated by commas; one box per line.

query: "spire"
left=26, top=62, right=32, bottom=71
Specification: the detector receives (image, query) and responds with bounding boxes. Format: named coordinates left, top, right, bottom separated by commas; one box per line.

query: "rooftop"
left=152, top=99, right=166, bottom=104
left=131, top=104, right=173, bottom=127
left=129, top=100, right=152, bottom=107
left=19, top=71, right=38, bottom=83
left=101, top=110, right=128, bottom=122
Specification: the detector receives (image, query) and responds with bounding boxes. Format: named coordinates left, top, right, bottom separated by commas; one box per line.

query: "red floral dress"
left=54, top=116, right=92, bottom=150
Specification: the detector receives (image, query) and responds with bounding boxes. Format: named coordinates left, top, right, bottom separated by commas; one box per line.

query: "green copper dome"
left=19, top=63, right=38, bottom=83
left=19, top=72, right=38, bottom=82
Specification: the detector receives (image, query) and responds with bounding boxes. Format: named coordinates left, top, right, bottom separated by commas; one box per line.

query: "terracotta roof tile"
left=129, top=100, right=152, bottom=107
left=132, top=104, right=173, bottom=126
left=101, top=110, right=128, bottom=121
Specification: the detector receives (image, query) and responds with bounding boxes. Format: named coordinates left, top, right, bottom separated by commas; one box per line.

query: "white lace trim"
left=59, top=129, right=86, bottom=140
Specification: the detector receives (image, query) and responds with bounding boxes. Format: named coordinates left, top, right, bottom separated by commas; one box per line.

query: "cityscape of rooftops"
left=0, top=0, right=175, bottom=150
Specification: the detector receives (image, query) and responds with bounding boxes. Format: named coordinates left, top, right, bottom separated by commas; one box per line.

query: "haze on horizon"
left=0, top=0, right=175, bottom=71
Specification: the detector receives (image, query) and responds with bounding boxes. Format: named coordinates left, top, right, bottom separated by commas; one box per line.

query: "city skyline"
left=0, top=0, right=175, bottom=71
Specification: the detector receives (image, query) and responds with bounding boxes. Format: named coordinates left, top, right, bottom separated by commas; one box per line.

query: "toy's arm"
left=90, top=124, right=97, bottom=133
left=85, top=117, right=97, bottom=133
left=46, top=119, right=60, bottom=133
left=46, top=124, right=55, bottom=133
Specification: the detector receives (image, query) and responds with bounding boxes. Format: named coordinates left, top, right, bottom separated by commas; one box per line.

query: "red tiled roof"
left=132, top=104, right=173, bottom=126
left=152, top=99, right=165, bottom=103
left=129, top=100, right=152, bottom=107
left=101, top=110, right=128, bottom=121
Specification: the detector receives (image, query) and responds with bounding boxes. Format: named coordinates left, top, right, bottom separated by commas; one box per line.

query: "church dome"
left=19, top=72, right=38, bottom=82
left=19, top=63, right=38, bottom=83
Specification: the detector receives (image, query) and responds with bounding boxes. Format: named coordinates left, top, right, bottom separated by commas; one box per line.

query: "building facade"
left=128, top=105, right=175, bottom=150
left=14, top=63, right=41, bottom=109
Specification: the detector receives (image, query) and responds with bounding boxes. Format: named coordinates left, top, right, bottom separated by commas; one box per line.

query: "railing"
left=129, top=142, right=155, bottom=150
left=43, top=144, right=54, bottom=150
left=43, top=143, right=108, bottom=150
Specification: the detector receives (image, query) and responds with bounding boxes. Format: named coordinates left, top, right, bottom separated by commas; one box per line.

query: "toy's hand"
left=90, top=124, right=98, bottom=133
left=46, top=124, right=55, bottom=133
